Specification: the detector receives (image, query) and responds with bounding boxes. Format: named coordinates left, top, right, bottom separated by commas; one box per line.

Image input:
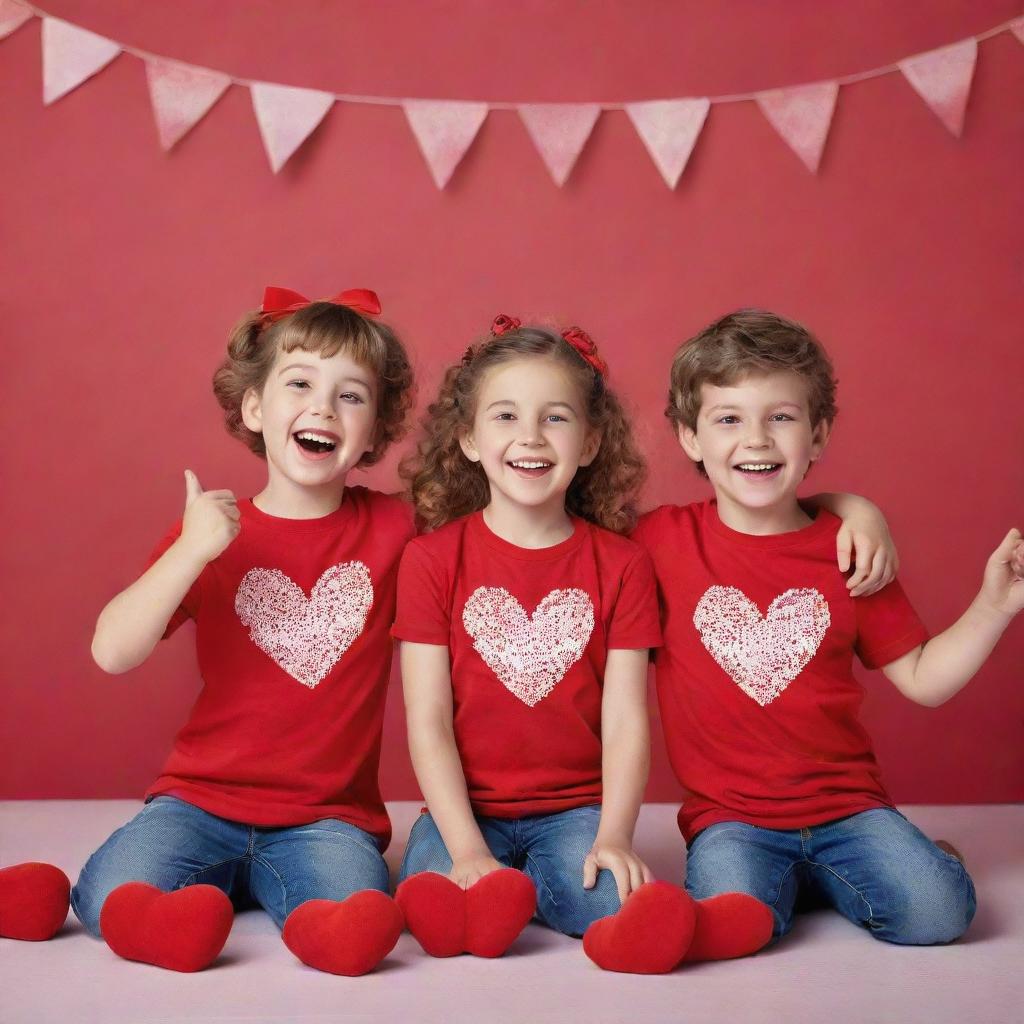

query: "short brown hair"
left=402, top=326, right=646, bottom=534
left=212, top=301, right=414, bottom=467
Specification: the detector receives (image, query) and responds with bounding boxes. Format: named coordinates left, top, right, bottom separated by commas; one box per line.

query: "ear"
left=676, top=421, right=703, bottom=465
left=578, top=429, right=602, bottom=468
left=240, top=387, right=263, bottom=433
left=458, top=427, right=481, bottom=463
left=808, top=418, right=832, bottom=462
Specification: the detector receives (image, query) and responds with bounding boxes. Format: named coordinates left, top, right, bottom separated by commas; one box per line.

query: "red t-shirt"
left=143, top=487, right=414, bottom=845
left=633, top=501, right=928, bottom=842
left=392, top=512, right=662, bottom=818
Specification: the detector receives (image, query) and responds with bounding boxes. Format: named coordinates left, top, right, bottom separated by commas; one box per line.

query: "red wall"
left=2, top=1, right=1022, bottom=805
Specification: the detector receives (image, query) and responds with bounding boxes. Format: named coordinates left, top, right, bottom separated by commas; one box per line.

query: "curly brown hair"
left=403, top=325, right=646, bottom=534
left=212, top=301, right=414, bottom=467
left=665, top=308, right=838, bottom=476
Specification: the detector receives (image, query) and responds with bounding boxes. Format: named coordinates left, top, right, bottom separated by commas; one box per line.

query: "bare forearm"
left=901, top=598, right=1013, bottom=707
left=596, top=709, right=649, bottom=845
left=408, top=719, right=489, bottom=861
left=91, top=539, right=206, bottom=674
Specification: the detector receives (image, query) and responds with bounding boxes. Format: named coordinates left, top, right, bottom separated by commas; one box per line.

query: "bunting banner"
left=2, top=2, right=1019, bottom=186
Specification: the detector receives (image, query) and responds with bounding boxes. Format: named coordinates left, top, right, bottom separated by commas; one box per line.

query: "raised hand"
left=978, top=528, right=1024, bottom=619
left=179, top=469, right=241, bottom=565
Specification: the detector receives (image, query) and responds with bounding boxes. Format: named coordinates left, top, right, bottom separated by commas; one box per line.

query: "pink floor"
left=1, top=802, right=1020, bottom=1024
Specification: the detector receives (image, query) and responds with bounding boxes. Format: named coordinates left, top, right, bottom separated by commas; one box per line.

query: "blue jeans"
left=684, top=807, right=976, bottom=945
left=72, top=796, right=389, bottom=939
left=398, top=805, right=620, bottom=937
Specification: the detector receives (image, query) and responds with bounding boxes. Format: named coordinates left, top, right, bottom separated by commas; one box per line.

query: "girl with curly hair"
left=391, top=315, right=662, bottom=957
left=71, top=287, right=415, bottom=977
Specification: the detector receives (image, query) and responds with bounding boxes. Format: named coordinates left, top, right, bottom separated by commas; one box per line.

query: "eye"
left=717, top=415, right=739, bottom=425
left=546, top=414, right=568, bottom=423
left=287, top=380, right=311, bottom=390
left=340, top=392, right=365, bottom=404
left=769, top=413, right=794, bottom=421
left=494, top=412, right=516, bottom=421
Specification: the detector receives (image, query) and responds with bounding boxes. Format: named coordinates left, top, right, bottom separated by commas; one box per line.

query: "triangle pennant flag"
left=1012, top=18, right=1024, bottom=45
left=899, top=38, right=977, bottom=137
left=403, top=100, right=489, bottom=189
left=42, top=17, right=120, bottom=105
left=251, top=82, right=334, bottom=173
left=145, top=58, right=231, bottom=150
left=0, top=0, right=31, bottom=41
left=625, top=98, right=710, bottom=188
left=755, top=81, right=838, bottom=173
left=518, top=104, right=602, bottom=186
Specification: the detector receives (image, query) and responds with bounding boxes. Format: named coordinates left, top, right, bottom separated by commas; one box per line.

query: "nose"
left=517, top=424, right=544, bottom=447
left=742, top=422, right=770, bottom=448
left=309, top=391, right=337, bottom=420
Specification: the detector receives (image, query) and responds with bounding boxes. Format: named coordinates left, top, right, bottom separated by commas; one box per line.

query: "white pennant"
left=755, top=81, right=838, bottom=173
left=899, top=38, right=977, bottom=137
left=518, top=104, right=601, bottom=186
left=145, top=58, right=231, bottom=150
left=251, top=82, right=334, bottom=173
left=403, top=100, right=488, bottom=188
left=0, top=0, right=31, bottom=40
left=42, top=17, right=120, bottom=105
left=1012, top=17, right=1024, bottom=45
left=625, top=98, right=710, bottom=188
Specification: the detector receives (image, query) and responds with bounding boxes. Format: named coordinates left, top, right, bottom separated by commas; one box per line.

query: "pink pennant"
left=755, top=81, right=838, bottom=173
left=403, top=100, right=488, bottom=188
left=145, top=58, right=231, bottom=150
left=251, top=82, right=334, bottom=173
left=42, top=17, right=120, bottom=105
left=0, top=0, right=31, bottom=40
left=1012, top=18, right=1024, bottom=45
left=625, top=98, right=710, bottom=188
left=518, top=104, right=602, bottom=186
left=899, top=38, right=977, bottom=137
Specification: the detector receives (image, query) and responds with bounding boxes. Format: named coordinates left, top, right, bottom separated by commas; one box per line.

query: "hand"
left=449, top=853, right=505, bottom=890
left=835, top=500, right=899, bottom=597
left=583, top=842, right=653, bottom=904
left=178, top=469, right=240, bottom=565
left=977, top=528, right=1024, bottom=619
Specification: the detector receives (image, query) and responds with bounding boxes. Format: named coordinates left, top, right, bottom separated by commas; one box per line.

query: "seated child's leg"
left=248, top=818, right=390, bottom=928
left=520, top=805, right=620, bottom=937
left=684, top=821, right=801, bottom=940
left=397, top=811, right=514, bottom=881
left=804, top=808, right=976, bottom=945
left=71, top=795, right=247, bottom=938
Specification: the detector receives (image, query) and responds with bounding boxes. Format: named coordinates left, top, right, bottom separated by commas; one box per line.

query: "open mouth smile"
left=508, top=459, right=553, bottom=478
left=734, top=462, right=783, bottom=479
left=293, top=429, right=339, bottom=460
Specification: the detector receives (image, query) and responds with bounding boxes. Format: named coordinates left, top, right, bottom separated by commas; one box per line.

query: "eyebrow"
left=706, top=401, right=803, bottom=413
left=485, top=400, right=578, bottom=413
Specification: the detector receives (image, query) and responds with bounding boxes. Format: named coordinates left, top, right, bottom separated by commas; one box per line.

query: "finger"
left=611, top=863, right=631, bottom=905
left=835, top=529, right=852, bottom=574
left=855, top=548, right=888, bottom=598
left=224, top=506, right=241, bottom=522
left=641, top=863, right=654, bottom=885
left=184, top=469, right=203, bottom=508
left=993, top=528, right=1023, bottom=561
left=582, top=855, right=597, bottom=890
left=846, top=547, right=870, bottom=592
left=204, top=489, right=236, bottom=501
left=628, top=859, right=644, bottom=896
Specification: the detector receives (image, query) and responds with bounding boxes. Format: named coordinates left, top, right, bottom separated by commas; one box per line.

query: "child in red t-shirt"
left=57, top=287, right=416, bottom=975
left=634, top=308, right=1023, bottom=947
left=391, top=315, right=773, bottom=970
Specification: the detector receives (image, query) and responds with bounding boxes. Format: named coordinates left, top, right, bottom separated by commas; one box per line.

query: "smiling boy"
left=633, top=309, right=1023, bottom=945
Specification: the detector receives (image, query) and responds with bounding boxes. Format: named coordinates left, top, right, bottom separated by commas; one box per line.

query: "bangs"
left=275, top=302, right=388, bottom=377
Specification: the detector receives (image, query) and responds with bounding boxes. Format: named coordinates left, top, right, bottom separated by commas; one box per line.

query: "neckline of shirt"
left=704, top=499, right=837, bottom=549
left=469, top=510, right=588, bottom=561
left=240, top=490, right=360, bottom=535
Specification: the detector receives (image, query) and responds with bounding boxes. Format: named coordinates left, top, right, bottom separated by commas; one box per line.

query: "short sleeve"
left=145, top=521, right=203, bottom=639
left=854, top=579, right=929, bottom=669
left=606, top=548, right=663, bottom=651
left=391, top=539, right=452, bottom=645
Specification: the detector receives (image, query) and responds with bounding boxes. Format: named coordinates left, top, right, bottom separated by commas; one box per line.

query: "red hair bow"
left=490, top=314, right=522, bottom=336
left=561, top=326, right=607, bottom=376
left=260, top=286, right=382, bottom=324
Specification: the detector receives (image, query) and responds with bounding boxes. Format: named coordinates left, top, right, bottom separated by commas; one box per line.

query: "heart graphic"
left=235, top=562, right=373, bottom=688
left=693, top=586, right=830, bottom=707
left=461, top=587, right=594, bottom=706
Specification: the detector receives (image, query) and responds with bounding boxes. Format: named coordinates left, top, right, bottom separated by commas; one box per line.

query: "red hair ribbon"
left=490, top=313, right=521, bottom=336
left=260, top=286, right=382, bottom=324
left=561, top=326, right=607, bottom=376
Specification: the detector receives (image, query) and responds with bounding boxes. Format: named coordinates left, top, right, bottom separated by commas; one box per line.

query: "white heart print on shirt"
left=235, top=562, right=373, bottom=689
left=462, top=587, right=595, bottom=707
left=693, top=585, right=831, bottom=707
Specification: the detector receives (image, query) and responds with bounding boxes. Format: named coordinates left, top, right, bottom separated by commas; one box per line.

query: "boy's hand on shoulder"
left=584, top=842, right=653, bottom=904
left=978, top=528, right=1024, bottom=620
left=836, top=511, right=898, bottom=598
left=179, top=469, right=241, bottom=565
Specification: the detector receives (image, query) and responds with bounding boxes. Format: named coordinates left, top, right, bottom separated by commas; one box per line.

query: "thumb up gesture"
left=180, top=469, right=241, bottom=565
